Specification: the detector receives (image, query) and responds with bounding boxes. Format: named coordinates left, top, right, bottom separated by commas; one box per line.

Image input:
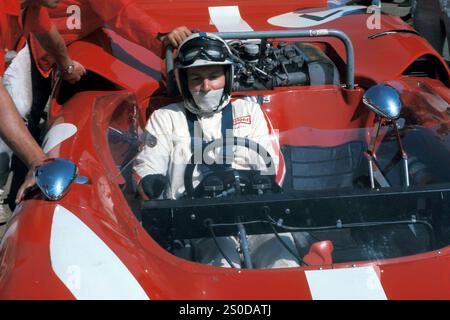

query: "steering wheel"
left=184, top=137, right=277, bottom=198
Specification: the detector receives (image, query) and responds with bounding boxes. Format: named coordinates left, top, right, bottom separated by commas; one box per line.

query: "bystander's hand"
left=61, top=60, right=87, bottom=84
left=160, top=26, right=193, bottom=48
left=15, top=158, right=48, bottom=204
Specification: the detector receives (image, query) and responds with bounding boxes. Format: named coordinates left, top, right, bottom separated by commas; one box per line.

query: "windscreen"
left=93, top=79, right=450, bottom=268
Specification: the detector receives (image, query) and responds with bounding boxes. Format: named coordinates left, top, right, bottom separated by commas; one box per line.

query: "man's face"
left=187, top=65, right=225, bottom=93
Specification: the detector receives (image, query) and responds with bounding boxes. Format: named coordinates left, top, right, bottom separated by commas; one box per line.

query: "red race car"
left=1, top=0, right=449, bottom=299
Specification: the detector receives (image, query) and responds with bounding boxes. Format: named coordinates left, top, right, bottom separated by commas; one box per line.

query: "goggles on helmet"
left=176, top=37, right=230, bottom=67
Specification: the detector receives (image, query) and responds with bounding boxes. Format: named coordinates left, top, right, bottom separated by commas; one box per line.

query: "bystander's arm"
left=89, top=0, right=192, bottom=56
left=33, top=25, right=86, bottom=83
left=0, top=81, right=47, bottom=170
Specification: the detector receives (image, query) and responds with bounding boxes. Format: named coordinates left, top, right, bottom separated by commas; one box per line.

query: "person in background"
left=412, top=0, right=450, bottom=57
left=0, top=0, right=86, bottom=223
left=4, top=0, right=192, bottom=210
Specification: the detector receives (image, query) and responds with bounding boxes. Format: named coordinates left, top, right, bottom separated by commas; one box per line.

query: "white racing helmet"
left=175, top=32, right=234, bottom=116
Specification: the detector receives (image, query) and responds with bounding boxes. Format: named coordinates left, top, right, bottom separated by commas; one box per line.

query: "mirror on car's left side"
left=34, top=158, right=89, bottom=201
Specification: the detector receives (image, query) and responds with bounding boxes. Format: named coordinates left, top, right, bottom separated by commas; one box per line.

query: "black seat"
left=281, top=141, right=368, bottom=191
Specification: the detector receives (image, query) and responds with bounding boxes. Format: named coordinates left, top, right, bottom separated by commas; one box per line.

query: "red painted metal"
left=0, top=0, right=449, bottom=299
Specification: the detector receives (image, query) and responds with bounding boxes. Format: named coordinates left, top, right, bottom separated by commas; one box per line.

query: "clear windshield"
left=93, top=79, right=450, bottom=268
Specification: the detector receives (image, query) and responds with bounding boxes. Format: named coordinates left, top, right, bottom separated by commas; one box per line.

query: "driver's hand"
left=139, top=174, right=169, bottom=200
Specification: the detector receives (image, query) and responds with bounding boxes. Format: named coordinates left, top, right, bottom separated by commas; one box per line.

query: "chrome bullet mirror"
left=362, top=84, right=403, bottom=120
left=363, top=84, right=409, bottom=188
left=34, top=158, right=88, bottom=201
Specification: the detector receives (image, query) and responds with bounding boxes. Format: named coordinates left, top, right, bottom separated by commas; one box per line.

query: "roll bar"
left=165, top=29, right=356, bottom=95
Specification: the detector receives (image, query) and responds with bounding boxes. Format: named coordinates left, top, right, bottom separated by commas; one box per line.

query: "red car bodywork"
left=1, top=0, right=449, bottom=299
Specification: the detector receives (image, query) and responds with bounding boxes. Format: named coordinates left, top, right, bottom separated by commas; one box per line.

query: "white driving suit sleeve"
left=133, top=108, right=172, bottom=182
left=232, top=100, right=284, bottom=182
left=250, top=104, right=279, bottom=176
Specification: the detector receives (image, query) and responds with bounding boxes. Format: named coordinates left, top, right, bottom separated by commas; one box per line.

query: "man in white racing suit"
left=133, top=33, right=301, bottom=269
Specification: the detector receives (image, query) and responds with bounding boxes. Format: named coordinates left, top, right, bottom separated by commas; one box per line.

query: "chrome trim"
left=368, top=30, right=419, bottom=40
left=362, top=84, right=403, bottom=120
